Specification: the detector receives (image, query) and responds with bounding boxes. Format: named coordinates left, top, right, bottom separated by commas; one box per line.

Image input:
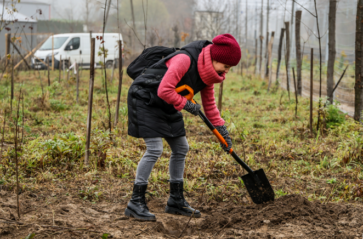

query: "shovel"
left=176, top=85, right=275, bottom=204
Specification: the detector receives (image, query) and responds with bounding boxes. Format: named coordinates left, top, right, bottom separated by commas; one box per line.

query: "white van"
left=32, top=33, right=123, bottom=70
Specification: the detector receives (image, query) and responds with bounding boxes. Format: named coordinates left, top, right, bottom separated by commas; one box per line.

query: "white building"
left=3, top=0, right=52, bottom=21
left=0, top=4, right=38, bottom=58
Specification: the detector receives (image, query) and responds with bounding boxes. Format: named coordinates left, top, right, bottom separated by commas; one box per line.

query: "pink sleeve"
left=201, top=84, right=225, bottom=126
left=157, top=54, right=191, bottom=111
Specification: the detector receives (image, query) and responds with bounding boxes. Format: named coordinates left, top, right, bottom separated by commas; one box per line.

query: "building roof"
left=0, top=5, right=37, bottom=23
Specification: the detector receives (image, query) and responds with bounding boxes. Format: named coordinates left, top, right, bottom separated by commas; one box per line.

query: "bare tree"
left=355, top=0, right=363, bottom=123
left=172, top=24, right=180, bottom=48
left=194, top=0, right=237, bottom=41
left=327, top=0, right=337, bottom=104
left=259, top=0, right=264, bottom=74
left=84, top=0, right=97, bottom=32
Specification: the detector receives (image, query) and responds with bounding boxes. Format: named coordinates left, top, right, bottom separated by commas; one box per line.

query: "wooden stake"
left=218, top=82, right=223, bottom=112
left=276, top=28, right=285, bottom=81
left=114, top=40, right=123, bottom=127
left=110, top=60, right=115, bottom=83
left=85, top=38, right=96, bottom=166
left=59, top=55, right=62, bottom=82
left=15, top=88, right=22, bottom=219
left=310, top=48, right=314, bottom=134
left=292, top=67, right=298, bottom=118
left=76, top=62, right=79, bottom=104
left=52, top=35, right=54, bottom=71
left=47, top=58, right=50, bottom=86
left=11, top=50, right=14, bottom=101
left=295, top=10, right=303, bottom=96
left=66, top=57, right=70, bottom=84
left=5, top=33, right=11, bottom=66
left=284, top=22, right=291, bottom=101
left=264, top=31, right=269, bottom=78
left=0, top=110, right=6, bottom=164
left=267, top=32, right=275, bottom=91
left=254, top=38, right=258, bottom=75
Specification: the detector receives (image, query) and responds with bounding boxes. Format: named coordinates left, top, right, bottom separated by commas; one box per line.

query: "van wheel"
left=105, top=61, right=114, bottom=69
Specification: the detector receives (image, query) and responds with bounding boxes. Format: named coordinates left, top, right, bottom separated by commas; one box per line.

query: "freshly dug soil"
left=201, top=194, right=363, bottom=238
left=1, top=187, right=363, bottom=238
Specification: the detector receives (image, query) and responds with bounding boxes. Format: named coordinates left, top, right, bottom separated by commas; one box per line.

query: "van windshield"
left=39, top=37, right=69, bottom=50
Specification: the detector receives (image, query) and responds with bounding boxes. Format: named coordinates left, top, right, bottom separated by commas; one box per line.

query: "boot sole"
left=165, top=205, right=201, bottom=218
left=124, top=208, right=156, bottom=221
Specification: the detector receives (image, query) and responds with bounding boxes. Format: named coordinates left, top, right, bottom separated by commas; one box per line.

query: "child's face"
left=212, top=60, right=231, bottom=75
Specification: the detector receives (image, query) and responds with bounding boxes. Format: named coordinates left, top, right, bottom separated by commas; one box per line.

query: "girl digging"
left=125, top=34, right=241, bottom=221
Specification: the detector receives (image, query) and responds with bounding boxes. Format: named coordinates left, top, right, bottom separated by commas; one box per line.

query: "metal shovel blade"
left=242, top=168, right=275, bottom=204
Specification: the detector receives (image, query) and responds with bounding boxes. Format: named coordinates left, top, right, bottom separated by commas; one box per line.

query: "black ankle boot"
left=125, top=184, right=156, bottom=221
left=165, top=181, right=201, bottom=218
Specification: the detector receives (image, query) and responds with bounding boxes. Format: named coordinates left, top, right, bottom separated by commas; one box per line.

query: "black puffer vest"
left=127, top=40, right=212, bottom=138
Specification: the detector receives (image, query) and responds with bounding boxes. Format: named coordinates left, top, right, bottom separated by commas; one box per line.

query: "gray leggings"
left=135, top=137, right=189, bottom=185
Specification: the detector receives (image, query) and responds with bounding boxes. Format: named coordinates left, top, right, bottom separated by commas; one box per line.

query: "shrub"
left=325, top=102, right=346, bottom=128
left=50, top=99, right=69, bottom=111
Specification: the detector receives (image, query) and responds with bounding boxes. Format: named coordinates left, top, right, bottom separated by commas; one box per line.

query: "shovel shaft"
left=197, top=110, right=255, bottom=175
left=176, top=84, right=255, bottom=175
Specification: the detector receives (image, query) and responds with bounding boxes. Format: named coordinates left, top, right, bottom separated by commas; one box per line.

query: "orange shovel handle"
left=175, top=85, right=233, bottom=154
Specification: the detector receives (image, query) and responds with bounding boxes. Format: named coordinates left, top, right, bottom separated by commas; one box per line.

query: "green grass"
left=0, top=68, right=362, bottom=204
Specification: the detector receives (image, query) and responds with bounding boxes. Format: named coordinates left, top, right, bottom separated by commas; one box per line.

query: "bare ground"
left=1, top=182, right=363, bottom=239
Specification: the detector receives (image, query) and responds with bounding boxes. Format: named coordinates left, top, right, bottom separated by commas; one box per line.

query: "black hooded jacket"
left=127, top=40, right=212, bottom=138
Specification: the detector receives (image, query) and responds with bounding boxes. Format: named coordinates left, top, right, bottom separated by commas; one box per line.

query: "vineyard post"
left=85, top=38, right=96, bottom=166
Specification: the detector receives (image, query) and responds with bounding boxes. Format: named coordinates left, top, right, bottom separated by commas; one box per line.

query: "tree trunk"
left=264, top=0, right=270, bottom=78
left=290, top=0, right=295, bottom=61
left=327, top=0, right=337, bottom=104
left=276, top=28, right=285, bottom=81
left=295, top=11, right=302, bottom=96
left=114, top=40, right=123, bottom=127
left=355, top=0, right=363, bottom=122
left=285, top=22, right=291, bottom=100
left=130, top=0, right=136, bottom=52
left=259, top=36, right=263, bottom=75
left=245, top=0, right=248, bottom=44
left=264, top=32, right=269, bottom=78
left=259, top=0, right=264, bottom=74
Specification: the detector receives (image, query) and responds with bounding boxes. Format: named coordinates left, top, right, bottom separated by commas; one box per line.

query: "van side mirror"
left=65, top=45, right=73, bottom=51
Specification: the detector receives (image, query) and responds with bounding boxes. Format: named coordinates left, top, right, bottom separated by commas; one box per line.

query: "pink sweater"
left=157, top=45, right=225, bottom=126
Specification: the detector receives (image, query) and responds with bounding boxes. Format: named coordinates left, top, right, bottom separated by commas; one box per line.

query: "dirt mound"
left=200, top=194, right=363, bottom=238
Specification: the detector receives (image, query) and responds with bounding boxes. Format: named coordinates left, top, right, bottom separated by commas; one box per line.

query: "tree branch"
left=293, top=0, right=316, bottom=18
left=124, top=18, right=145, bottom=48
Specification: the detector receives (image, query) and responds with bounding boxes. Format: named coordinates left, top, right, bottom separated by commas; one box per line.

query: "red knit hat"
left=210, top=34, right=241, bottom=66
